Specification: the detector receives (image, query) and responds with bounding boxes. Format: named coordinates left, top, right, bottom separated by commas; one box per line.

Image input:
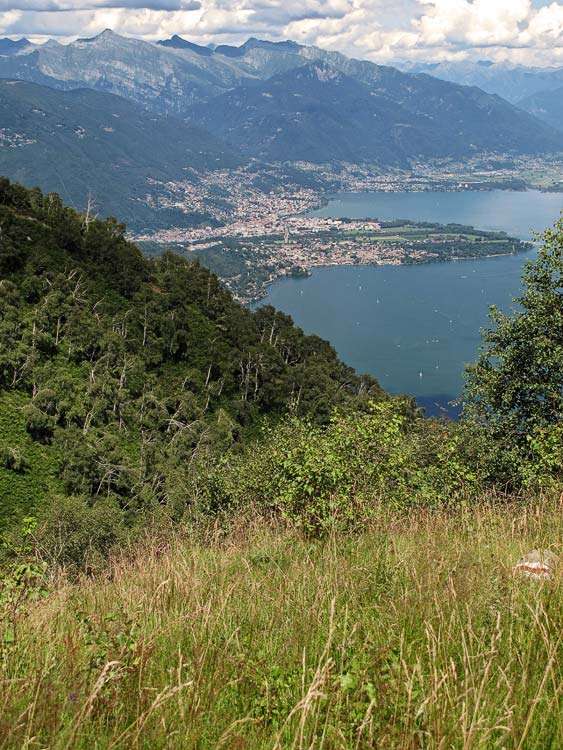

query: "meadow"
left=1, top=498, right=561, bottom=749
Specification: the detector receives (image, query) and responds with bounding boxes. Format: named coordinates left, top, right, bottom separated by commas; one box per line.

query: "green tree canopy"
left=464, top=217, right=563, bottom=480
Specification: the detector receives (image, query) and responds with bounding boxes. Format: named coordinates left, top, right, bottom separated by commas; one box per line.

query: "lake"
left=259, top=190, right=562, bottom=416
left=311, top=189, right=562, bottom=240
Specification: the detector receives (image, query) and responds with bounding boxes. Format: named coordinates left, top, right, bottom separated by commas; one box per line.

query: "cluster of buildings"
left=134, top=156, right=552, bottom=302
left=141, top=165, right=322, bottom=238
left=412, top=152, right=563, bottom=191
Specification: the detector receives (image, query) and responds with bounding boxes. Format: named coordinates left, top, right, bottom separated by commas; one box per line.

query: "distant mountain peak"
left=242, top=38, right=302, bottom=53
left=78, top=28, right=122, bottom=45
left=214, top=37, right=303, bottom=58
left=0, top=37, right=31, bottom=55
left=158, top=35, right=214, bottom=56
left=214, top=42, right=245, bottom=58
left=39, top=39, right=63, bottom=49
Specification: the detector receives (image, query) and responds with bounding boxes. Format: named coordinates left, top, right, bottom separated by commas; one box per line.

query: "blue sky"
left=0, top=0, right=562, bottom=66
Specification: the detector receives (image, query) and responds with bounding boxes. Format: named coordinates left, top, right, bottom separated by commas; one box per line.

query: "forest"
left=0, top=178, right=386, bottom=542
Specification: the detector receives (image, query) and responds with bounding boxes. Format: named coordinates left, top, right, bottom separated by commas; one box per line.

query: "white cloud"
left=0, top=0, right=561, bottom=65
left=0, top=1, right=201, bottom=8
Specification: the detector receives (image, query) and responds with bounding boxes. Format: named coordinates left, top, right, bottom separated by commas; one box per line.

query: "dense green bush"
left=0, top=391, right=61, bottom=536
left=203, top=400, right=483, bottom=534
left=31, top=495, right=128, bottom=571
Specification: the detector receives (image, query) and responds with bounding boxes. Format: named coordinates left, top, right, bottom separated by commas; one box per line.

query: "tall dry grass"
left=1, top=499, right=561, bottom=749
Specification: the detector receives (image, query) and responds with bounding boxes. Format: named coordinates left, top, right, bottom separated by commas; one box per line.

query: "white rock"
left=513, top=550, right=558, bottom=580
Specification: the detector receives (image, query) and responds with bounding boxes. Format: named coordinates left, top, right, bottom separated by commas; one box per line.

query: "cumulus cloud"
left=0, top=1, right=201, bottom=8
left=0, top=0, right=561, bottom=65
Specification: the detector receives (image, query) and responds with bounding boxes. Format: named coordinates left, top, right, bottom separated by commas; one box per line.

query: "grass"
left=0, top=500, right=561, bottom=749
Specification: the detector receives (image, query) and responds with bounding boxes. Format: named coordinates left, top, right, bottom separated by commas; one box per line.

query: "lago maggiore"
left=260, top=190, right=562, bottom=414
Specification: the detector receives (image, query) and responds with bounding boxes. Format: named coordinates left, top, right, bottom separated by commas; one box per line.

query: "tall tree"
left=464, top=217, right=563, bottom=477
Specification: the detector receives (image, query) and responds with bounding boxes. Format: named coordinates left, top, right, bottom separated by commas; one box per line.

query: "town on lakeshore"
left=134, top=155, right=546, bottom=302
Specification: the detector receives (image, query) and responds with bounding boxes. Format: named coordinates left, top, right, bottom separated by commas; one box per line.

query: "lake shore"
left=258, top=188, right=561, bottom=410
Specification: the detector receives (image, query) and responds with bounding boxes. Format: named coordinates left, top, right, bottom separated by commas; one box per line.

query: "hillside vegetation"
left=0, top=80, right=240, bottom=229
left=0, top=181, right=561, bottom=748
left=0, top=179, right=562, bottom=557
left=0, top=178, right=382, bottom=542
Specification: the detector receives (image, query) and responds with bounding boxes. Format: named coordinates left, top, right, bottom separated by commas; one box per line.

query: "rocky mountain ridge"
left=0, top=30, right=560, bottom=165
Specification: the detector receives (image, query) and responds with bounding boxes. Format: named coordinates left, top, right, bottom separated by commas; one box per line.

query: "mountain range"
left=188, top=60, right=562, bottom=165
left=400, top=59, right=563, bottom=130
left=0, top=31, right=561, bottom=228
left=400, top=59, right=563, bottom=104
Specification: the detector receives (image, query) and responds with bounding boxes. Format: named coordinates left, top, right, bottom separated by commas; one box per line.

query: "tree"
left=464, top=217, right=563, bottom=479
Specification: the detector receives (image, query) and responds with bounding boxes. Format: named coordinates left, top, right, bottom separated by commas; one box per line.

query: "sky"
left=0, top=0, right=562, bottom=67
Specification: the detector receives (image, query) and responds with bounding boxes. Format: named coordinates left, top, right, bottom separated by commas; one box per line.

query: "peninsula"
left=138, top=214, right=532, bottom=303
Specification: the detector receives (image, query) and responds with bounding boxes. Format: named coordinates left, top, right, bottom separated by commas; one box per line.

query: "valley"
left=0, top=14, right=562, bottom=750
left=0, top=30, right=562, bottom=236
left=133, top=157, right=558, bottom=303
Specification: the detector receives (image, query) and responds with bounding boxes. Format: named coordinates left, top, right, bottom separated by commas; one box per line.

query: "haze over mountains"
left=0, top=79, right=239, bottom=228
left=400, top=59, right=563, bottom=130
left=401, top=60, right=563, bottom=103
left=0, top=30, right=561, bottom=227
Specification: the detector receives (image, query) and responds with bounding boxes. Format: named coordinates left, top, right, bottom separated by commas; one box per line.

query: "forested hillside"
left=190, top=61, right=563, bottom=164
left=0, top=80, right=240, bottom=229
left=0, top=179, right=382, bottom=538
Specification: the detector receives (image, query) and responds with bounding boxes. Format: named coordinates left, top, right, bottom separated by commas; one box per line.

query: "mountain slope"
left=518, top=86, right=563, bottom=132
left=1, top=32, right=560, bottom=175
left=400, top=60, right=563, bottom=104
left=0, top=79, right=240, bottom=229
left=0, top=179, right=382, bottom=530
left=0, top=37, right=30, bottom=55
left=189, top=62, right=563, bottom=164
left=158, top=34, right=214, bottom=57
left=0, top=30, right=252, bottom=114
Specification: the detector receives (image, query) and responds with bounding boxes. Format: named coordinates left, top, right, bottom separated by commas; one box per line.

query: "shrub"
left=464, top=217, right=563, bottom=484
left=204, top=399, right=482, bottom=534
left=32, top=495, right=128, bottom=571
left=0, top=446, right=28, bottom=473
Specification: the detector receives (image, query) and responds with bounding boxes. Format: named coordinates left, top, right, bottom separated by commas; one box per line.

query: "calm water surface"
left=311, top=189, right=562, bottom=239
left=260, top=190, right=562, bottom=415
